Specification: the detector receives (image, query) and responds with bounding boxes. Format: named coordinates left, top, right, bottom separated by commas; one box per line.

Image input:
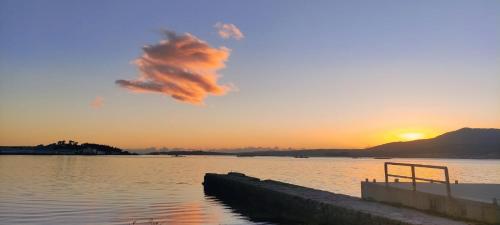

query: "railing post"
left=411, top=165, right=416, bottom=191
left=384, top=162, right=388, bottom=185
left=444, top=167, right=451, bottom=197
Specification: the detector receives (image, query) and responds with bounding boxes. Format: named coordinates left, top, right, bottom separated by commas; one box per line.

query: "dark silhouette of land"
left=364, top=128, right=500, bottom=158
left=0, top=140, right=134, bottom=155
left=149, top=150, right=233, bottom=156
left=148, top=128, right=500, bottom=159
left=1, top=128, right=499, bottom=158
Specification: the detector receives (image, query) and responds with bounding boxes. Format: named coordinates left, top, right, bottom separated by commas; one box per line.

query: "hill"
left=229, top=128, right=500, bottom=158
left=365, top=128, right=500, bottom=158
left=2, top=128, right=498, bottom=158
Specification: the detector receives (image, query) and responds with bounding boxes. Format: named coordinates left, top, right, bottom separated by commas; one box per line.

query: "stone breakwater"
left=203, top=172, right=475, bottom=225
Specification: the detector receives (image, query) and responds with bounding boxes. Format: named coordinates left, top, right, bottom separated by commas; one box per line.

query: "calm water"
left=1, top=156, right=499, bottom=225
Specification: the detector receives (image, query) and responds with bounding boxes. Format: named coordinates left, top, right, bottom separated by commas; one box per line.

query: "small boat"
left=294, top=155, right=309, bottom=158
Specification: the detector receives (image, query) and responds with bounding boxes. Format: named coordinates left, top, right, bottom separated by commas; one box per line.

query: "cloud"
left=116, top=30, right=232, bottom=104
left=91, top=96, right=104, bottom=109
left=214, top=22, right=244, bottom=40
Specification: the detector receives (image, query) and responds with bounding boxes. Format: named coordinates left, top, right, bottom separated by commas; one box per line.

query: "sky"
left=0, top=0, right=499, bottom=149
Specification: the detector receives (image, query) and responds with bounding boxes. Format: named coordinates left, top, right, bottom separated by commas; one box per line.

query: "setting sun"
left=399, top=132, right=425, bottom=141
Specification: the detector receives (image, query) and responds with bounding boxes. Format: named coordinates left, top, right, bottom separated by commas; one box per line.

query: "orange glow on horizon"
left=365, top=127, right=443, bottom=148
left=399, top=132, right=425, bottom=141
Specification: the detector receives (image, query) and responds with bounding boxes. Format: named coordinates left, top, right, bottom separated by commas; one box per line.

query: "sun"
left=399, top=132, right=425, bottom=141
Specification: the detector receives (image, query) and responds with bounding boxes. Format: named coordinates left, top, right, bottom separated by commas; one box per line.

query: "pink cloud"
left=116, top=30, right=232, bottom=104
left=91, top=96, right=104, bottom=109
left=214, top=22, right=244, bottom=40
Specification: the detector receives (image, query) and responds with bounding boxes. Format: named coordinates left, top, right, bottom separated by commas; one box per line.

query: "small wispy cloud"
left=91, top=96, right=104, bottom=109
left=116, top=30, right=232, bottom=105
left=214, top=22, right=244, bottom=40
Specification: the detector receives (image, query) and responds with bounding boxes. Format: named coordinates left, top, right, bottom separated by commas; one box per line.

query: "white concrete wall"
left=361, top=182, right=500, bottom=224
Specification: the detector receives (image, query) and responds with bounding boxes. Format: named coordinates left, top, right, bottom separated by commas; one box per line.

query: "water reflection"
left=126, top=202, right=219, bottom=225
left=1, top=156, right=499, bottom=224
left=204, top=186, right=285, bottom=225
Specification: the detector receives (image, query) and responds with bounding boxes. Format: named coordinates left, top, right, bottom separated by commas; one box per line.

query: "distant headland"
left=1, top=128, right=499, bottom=158
left=0, top=140, right=135, bottom=155
left=146, top=128, right=500, bottom=159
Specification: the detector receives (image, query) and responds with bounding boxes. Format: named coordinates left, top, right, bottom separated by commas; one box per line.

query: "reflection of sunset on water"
left=127, top=202, right=221, bottom=225
left=3, top=156, right=499, bottom=224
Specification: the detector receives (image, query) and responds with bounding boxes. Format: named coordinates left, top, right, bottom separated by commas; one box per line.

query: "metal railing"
left=384, top=162, right=451, bottom=197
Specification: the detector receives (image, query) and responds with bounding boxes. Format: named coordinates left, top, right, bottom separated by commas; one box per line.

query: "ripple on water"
left=1, top=156, right=499, bottom=224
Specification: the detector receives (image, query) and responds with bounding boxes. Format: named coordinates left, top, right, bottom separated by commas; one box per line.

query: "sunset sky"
left=0, top=0, right=499, bottom=149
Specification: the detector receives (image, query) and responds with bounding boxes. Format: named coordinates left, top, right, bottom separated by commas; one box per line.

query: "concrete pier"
left=362, top=182, right=500, bottom=224
left=203, top=172, right=475, bottom=225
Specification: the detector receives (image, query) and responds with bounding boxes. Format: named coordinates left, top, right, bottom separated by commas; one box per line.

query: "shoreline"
left=1, top=154, right=499, bottom=160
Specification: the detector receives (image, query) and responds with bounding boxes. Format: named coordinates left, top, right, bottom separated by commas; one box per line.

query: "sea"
left=1, top=155, right=499, bottom=225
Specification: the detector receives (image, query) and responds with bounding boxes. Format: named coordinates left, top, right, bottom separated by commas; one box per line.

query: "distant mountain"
left=366, top=128, right=500, bottom=158
left=148, top=150, right=233, bottom=156
left=230, top=128, right=500, bottom=158
left=2, top=128, right=498, bottom=158
left=235, top=149, right=356, bottom=157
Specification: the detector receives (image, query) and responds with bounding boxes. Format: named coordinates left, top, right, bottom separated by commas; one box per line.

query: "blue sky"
left=1, top=0, right=499, bottom=148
